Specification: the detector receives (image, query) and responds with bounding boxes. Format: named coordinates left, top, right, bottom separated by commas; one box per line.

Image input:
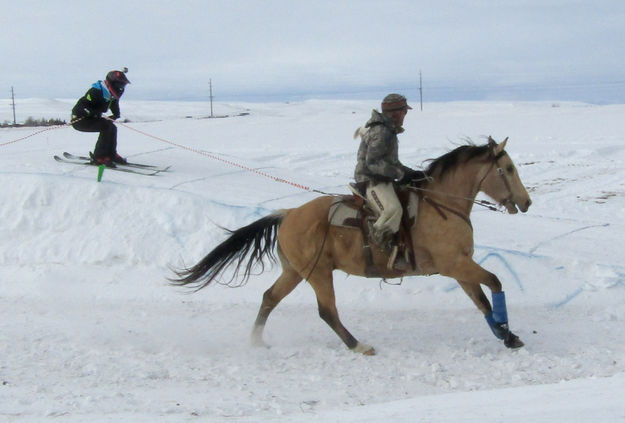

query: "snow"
left=1, top=99, right=625, bottom=422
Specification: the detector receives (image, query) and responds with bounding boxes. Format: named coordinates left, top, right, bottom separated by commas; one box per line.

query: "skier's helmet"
left=105, top=70, right=131, bottom=99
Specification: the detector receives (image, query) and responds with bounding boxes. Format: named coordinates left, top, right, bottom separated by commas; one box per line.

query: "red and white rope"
left=1, top=116, right=321, bottom=193
left=112, top=119, right=315, bottom=192
left=0, top=119, right=80, bottom=147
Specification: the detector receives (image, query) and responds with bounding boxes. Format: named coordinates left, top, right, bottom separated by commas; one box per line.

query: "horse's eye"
left=506, top=165, right=514, bottom=174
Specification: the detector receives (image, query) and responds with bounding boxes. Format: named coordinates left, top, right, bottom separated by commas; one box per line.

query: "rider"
left=71, top=68, right=131, bottom=167
left=354, top=93, right=426, bottom=270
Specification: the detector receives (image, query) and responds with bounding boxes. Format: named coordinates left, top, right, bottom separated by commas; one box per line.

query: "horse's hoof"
left=250, top=330, right=270, bottom=349
left=363, top=347, right=376, bottom=356
left=353, top=342, right=376, bottom=355
left=504, top=332, right=524, bottom=349
left=251, top=339, right=270, bottom=349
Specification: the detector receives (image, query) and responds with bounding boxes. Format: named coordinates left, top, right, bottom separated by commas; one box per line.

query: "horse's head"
left=479, top=137, right=532, bottom=214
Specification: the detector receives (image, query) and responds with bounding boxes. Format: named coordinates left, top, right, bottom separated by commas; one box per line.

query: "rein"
left=423, top=196, right=473, bottom=229
left=410, top=186, right=501, bottom=212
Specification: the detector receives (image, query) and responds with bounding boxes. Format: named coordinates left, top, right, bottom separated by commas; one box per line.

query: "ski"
left=54, top=155, right=163, bottom=176
left=62, top=152, right=170, bottom=172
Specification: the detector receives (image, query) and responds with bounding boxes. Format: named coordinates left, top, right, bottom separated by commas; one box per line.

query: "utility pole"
left=419, top=70, right=423, bottom=111
left=10, top=87, right=16, bottom=125
left=209, top=79, right=214, bottom=118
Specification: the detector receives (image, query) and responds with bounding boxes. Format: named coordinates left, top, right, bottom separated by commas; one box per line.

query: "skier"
left=71, top=68, right=131, bottom=167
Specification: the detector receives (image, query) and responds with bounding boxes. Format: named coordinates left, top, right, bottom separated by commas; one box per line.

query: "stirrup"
left=387, top=247, right=409, bottom=270
left=387, top=245, right=398, bottom=270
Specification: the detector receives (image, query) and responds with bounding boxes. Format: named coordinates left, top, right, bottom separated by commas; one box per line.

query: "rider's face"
left=392, top=109, right=408, bottom=127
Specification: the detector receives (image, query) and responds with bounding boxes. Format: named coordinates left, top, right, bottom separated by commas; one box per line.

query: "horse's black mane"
left=425, top=143, right=491, bottom=179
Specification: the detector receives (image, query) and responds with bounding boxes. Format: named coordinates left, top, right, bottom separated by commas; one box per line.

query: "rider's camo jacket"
left=354, top=109, right=412, bottom=184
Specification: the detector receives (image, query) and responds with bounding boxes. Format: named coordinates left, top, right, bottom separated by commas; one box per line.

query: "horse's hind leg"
left=251, top=259, right=303, bottom=347
left=308, top=270, right=375, bottom=355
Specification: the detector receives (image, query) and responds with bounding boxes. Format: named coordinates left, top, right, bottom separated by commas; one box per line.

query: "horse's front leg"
left=449, top=261, right=524, bottom=349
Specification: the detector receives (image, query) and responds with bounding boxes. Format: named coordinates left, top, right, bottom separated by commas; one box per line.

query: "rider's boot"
left=369, top=225, right=409, bottom=272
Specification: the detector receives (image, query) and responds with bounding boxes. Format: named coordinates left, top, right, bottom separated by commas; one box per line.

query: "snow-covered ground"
left=1, top=98, right=624, bottom=422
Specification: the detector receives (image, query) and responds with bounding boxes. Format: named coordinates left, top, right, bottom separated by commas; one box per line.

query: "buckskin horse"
left=171, top=137, right=532, bottom=355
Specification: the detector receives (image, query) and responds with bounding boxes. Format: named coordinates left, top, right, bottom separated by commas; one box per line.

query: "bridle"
left=476, top=149, right=515, bottom=210
left=410, top=147, right=517, bottom=227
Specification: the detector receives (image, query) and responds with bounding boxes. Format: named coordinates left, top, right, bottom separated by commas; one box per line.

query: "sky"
left=2, top=0, right=625, bottom=103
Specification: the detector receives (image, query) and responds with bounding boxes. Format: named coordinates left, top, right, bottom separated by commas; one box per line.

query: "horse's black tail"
left=170, top=210, right=286, bottom=291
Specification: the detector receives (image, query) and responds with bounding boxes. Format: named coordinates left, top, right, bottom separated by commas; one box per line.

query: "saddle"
left=328, top=183, right=418, bottom=277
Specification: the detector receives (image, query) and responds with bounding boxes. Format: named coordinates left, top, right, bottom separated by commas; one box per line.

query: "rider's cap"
left=381, top=93, right=412, bottom=112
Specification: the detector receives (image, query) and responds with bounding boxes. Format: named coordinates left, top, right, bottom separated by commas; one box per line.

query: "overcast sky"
left=2, top=0, right=624, bottom=103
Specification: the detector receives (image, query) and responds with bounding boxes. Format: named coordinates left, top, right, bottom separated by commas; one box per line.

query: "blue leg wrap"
left=485, top=292, right=509, bottom=340
left=492, top=291, right=508, bottom=323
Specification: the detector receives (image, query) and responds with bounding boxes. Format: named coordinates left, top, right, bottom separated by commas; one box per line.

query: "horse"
left=171, top=136, right=532, bottom=355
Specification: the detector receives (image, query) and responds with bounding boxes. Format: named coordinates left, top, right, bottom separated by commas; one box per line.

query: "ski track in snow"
left=1, top=99, right=625, bottom=422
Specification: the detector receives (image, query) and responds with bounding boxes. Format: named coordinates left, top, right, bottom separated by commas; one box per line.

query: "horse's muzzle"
left=503, top=197, right=531, bottom=214
left=518, top=197, right=532, bottom=213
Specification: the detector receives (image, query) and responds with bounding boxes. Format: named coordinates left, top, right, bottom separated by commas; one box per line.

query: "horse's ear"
left=500, top=137, right=508, bottom=150
left=488, top=136, right=496, bottom=147
left=494, top=137, right=508, bottom=155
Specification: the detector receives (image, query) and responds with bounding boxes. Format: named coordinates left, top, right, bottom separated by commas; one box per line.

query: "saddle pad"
left=328, top=196, right=364, bottom=228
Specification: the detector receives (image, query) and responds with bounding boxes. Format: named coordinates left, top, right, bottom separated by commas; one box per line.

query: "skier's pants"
left=72, top=117, right=117, bottom=159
